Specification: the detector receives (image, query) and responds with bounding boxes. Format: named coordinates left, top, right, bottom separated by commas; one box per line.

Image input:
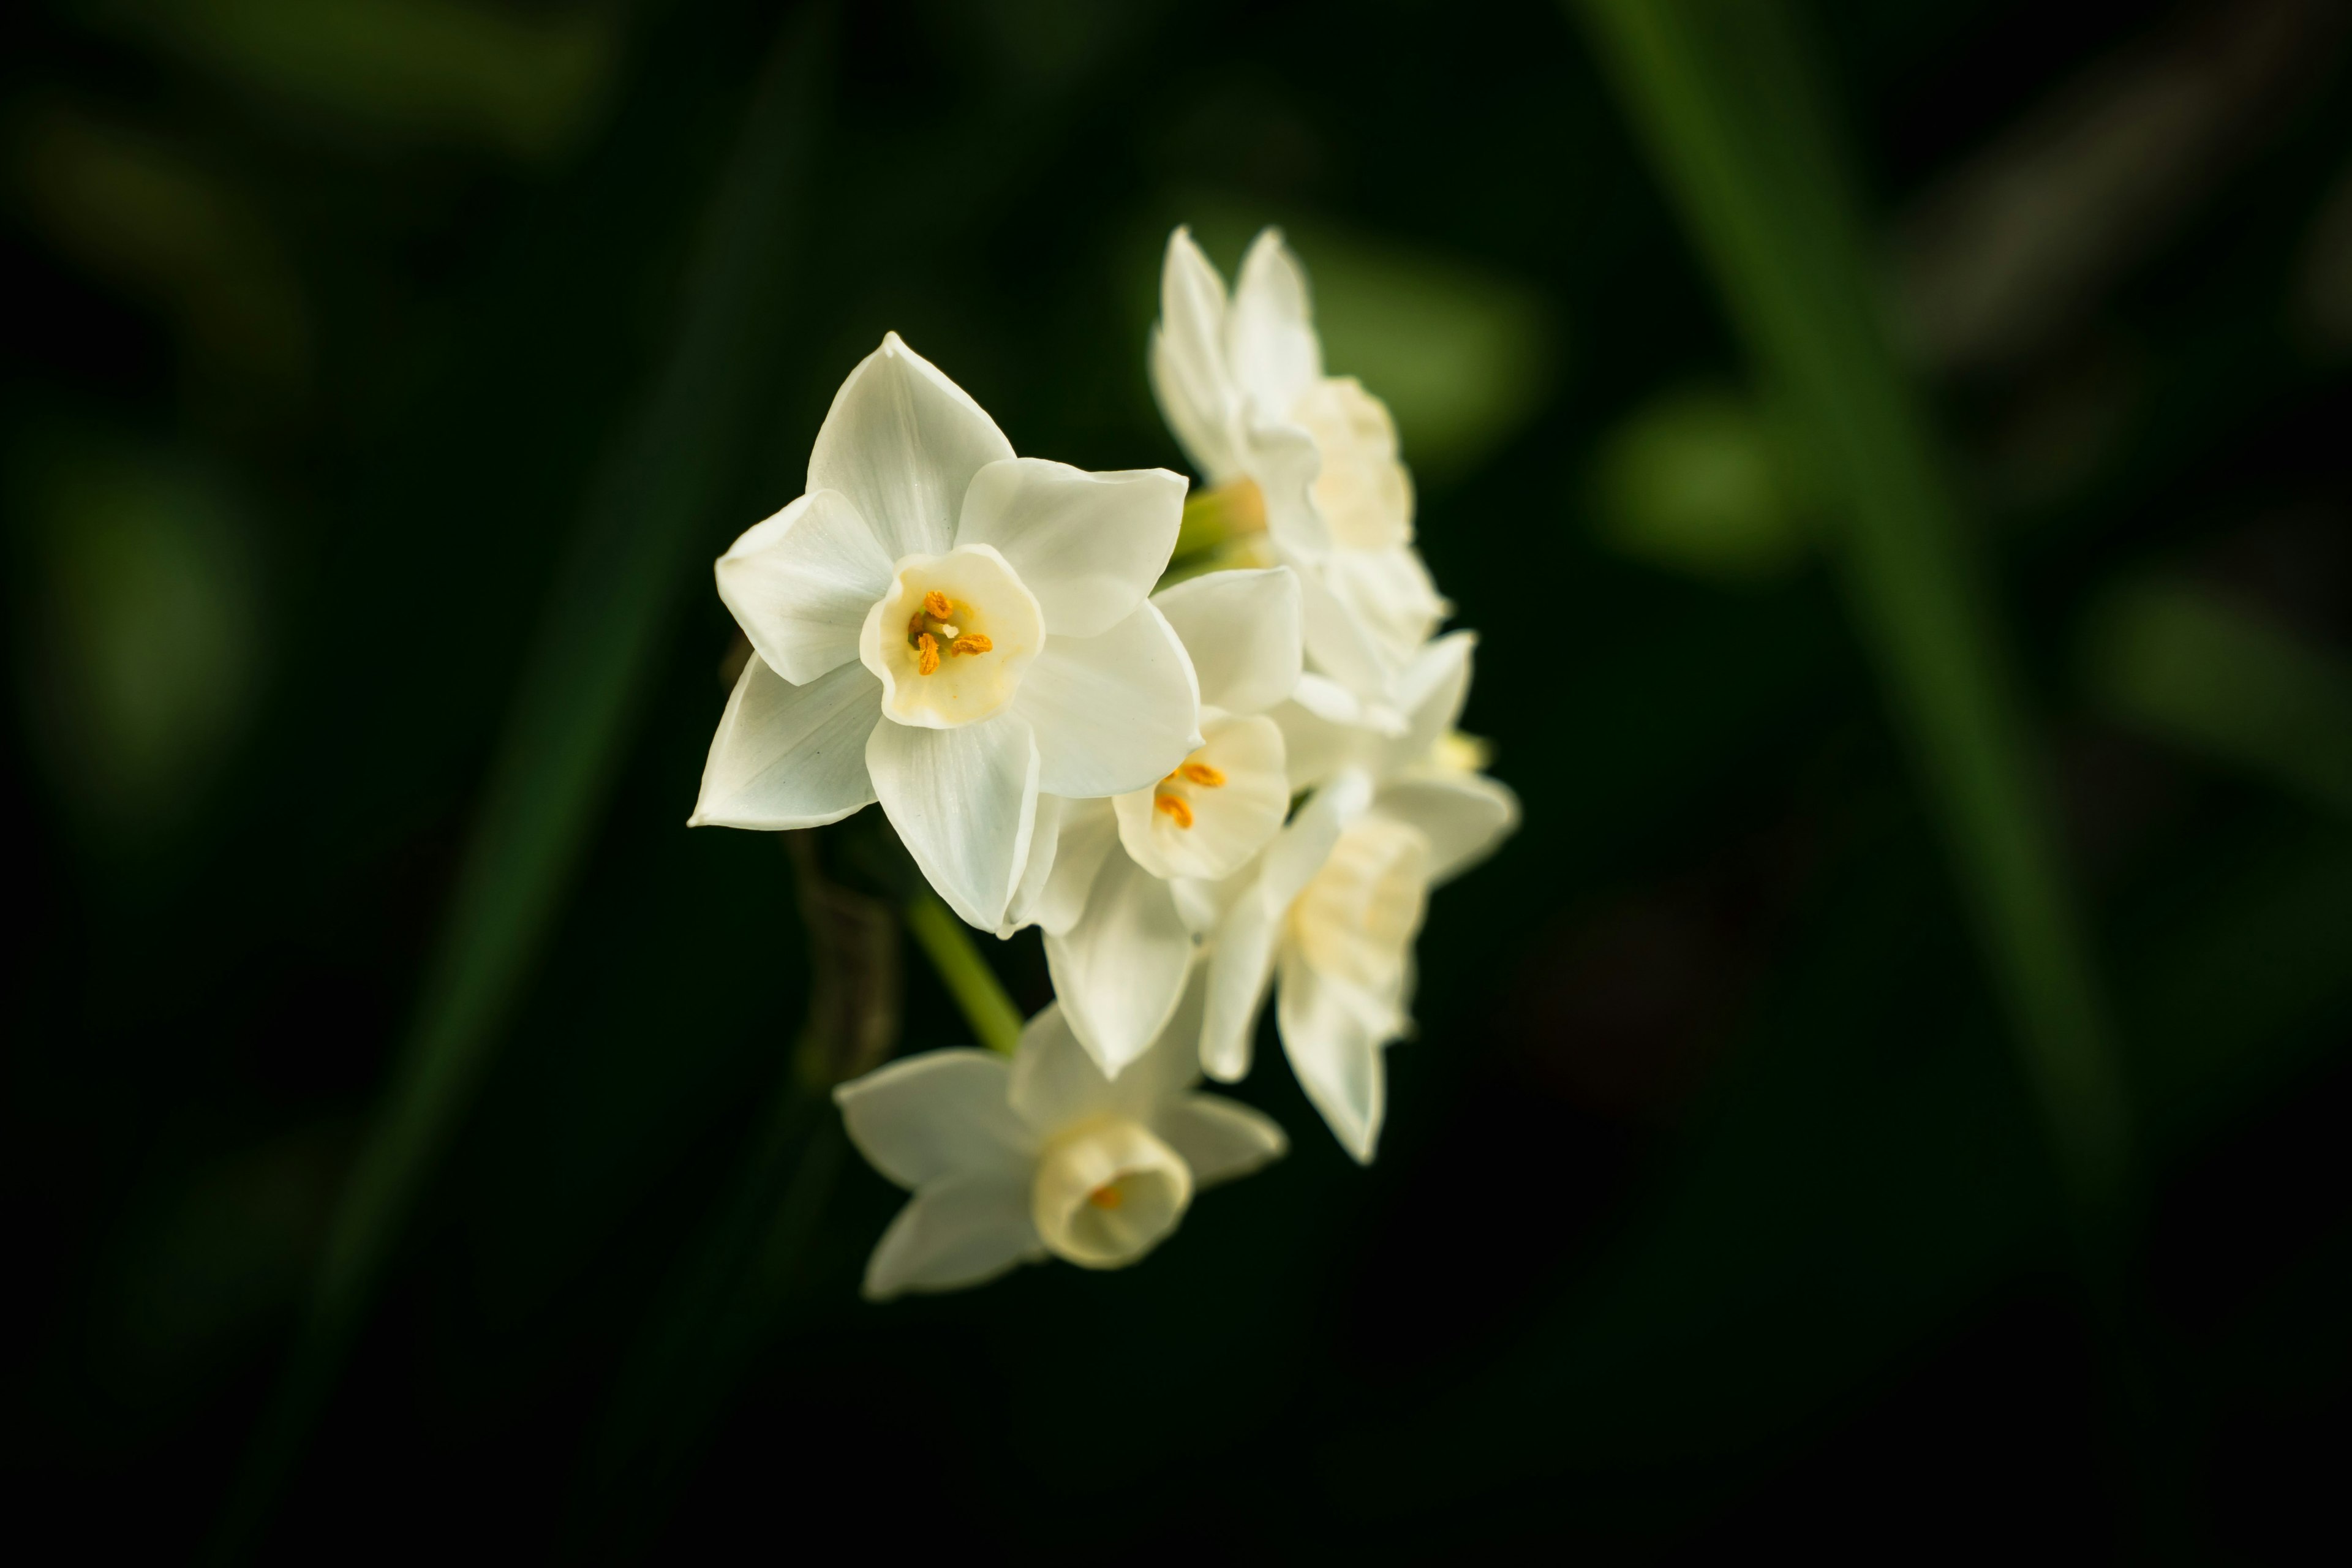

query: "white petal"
left=1382, top=631, right=1476, bottom=774
left=1033, top=796, right=1118, bottom=936
left=1150, top=227, right=1240, bottom=481
left=1324, top=544, right=1448, bottom=670
left=1154, top=1095, right=1287, bottom=1187
left=998, top=793, right=1063, bottom=937
left=1227, top=228, right=1322, bottom=420
left=1296, top=556, right=1404, bottom=701
left=833, top=1048, right=1032, bottom=1189
left=1242, top=417, right=1329, bottom=560
left=862, top=1172, right=1042, bottom=1300
left=1197, top=769, right=1370, bottom=1080
left=688, top=656, right=880, bottom=829
left=1016, top=601, right=1200, bottom=797
left=714, top=489, right=893, bottom=684
left=1374, top=771, right=1520, bottom=885
left=1275, top=944, right=1390, bottom=1164
left=1150, top=567, right=1302, bottom=715
left=1200, top=872, right=1280, bottom=1084
left=1044, top=848, right=1196, bottom=1079
left=808, top=333, right=1014, bottom=563
left=868, top=711, right=1039, bottom=930
left=1018, top=964, right=1212, bottom=1132
left=1270, top=690, right=1365, bottom=791
left=955, top=458, right=1185, bottom=639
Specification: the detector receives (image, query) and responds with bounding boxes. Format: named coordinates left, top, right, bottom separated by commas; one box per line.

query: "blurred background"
left=6, top=0, right=2349, bottom=1559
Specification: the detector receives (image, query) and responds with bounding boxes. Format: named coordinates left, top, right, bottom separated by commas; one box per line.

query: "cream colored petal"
left=1374, top=771, right=1520, bottom=885
left=1150, top=567, right=1302, bottom=715
left=1242, top=416, right=1329, bottom=561
left=1033, top=796, right=1118, bottom=937
left=807, top=332, right=1013, bottom=563
left=1015, top=601, right=1200, bottom=798
left=1044, top=848, right=1196, bottom=1079
left=997, top=793, right=1063, bottom=937
left=1154, top=1095, right=1287, bottom=1187
left=1323, top=544, right=1448, bottom=672
left=687, top=655, right=879, bottom=830
left=1295, top=375, right=1412, bottom=553
left=1275, top=945, right=1390, bottom=1164
left=1200, top=870, right=1280, bottom=1084
left=1380, top=631, right=1477, bottom=775
left=867, top=710, right=1039, bottom=930
left=1152, top=227, right=1242, bottom=482
left=956, top=459, right=1185, bottom=638
left=714, top=489, right=893, bottom=684
left=834, top=1047, right=1032, bottom=1189
left=1009, top=977, right=1204, bottom=1130
left=1227, top=228, right=1322, bottom=418
left=862, top=1172, right=1042, bottom=1300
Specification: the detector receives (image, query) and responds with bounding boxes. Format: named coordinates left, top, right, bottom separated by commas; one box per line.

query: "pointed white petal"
left=1016, top=601, right=1200, bottom=797
left=862, top=1172, right=1042, bottom=1300
left=834, top=1048, right=1032, bottom=1189
left=1270, top=688, right=1365, bottom=791
left=1295, top=376, right=1412, bottom=552
left=1005, top=1002, right=1111, bottom=1134
left=688, top=656, right=880, bottom=829
left=1044, top=848, right=1196, bottom=1079
left=868, top=711, right=1039, bottom=930
left=715, top=489, right=894, bottom=684
left=1324, top=544, right=1448, bottom=670
left=1374, top=771, right=1520, bottom=885
left=1227, top=228, right=1322, bottom=418
left=956, top=459, right=1185, bottom=637
left=1150, top=567, right=1302, bottom=715
left=1151, top=227, right=1240, bottom=481
left=1295, top=556, right=1403, bottom=701
left=998, top=793, right=1064, bottom=937
left=1155, top=1095, right=1287, bottom=1187
left=1275, top=946, right=1390, bottom=1164
left=1381, top=631, right=1477, bottom=774
left=808, top=333, right=1013, bottom=563
left=1033, top=796, right=1118, bottom=936
left=1200, top=872, right=1280, bottom=1084
left=1243, top=417, right=1329, bottom=560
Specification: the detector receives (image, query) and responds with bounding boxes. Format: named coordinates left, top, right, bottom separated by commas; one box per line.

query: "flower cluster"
left=693, top=228, right=1517, bottom=1298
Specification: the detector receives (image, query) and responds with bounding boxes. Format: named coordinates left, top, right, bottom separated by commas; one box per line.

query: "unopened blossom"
left=1152, top=227, right=1447, bottom=731
left=690, top=333, right=1201, bottom=930
left=1201, top=631, right=1517, bottom=1162
left=1014, top=566, right=1303, bottom=1077
left=834, top=977, right=1287, bottom=1299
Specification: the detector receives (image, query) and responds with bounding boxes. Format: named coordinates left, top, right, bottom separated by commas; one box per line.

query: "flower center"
left=859, top=545, right=1042, bottom=729
left=903, top=587, right=995, bottom=674
left=1152, top=760, right=1227, bottom=829
left=1030, top=1117, right=1193, bottom=1270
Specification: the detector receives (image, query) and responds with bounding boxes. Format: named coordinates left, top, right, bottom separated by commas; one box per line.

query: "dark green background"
left=7, top=0, right=2348, bottom=1559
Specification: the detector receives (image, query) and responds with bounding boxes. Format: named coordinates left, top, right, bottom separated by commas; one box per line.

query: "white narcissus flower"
left=834, top=976, right=1286, bottom=1300
left=1152, top=226, right=1448, bottom=731
left=1014, top=567, right=1304, bottom=1079
left=1201, top=631, right=1518, bottom=1163
left=690, top=333, right=1201, bottom=931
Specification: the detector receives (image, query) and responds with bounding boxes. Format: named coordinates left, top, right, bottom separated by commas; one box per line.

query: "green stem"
left=1571, top=0, right=2132, bottom=1224
left=903, top=892, right=1024, bottom=1055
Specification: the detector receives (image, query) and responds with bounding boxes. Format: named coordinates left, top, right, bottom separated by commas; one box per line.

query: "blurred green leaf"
left=1588, top=382, right=1813, bottom=581
left=211, top=7, right=832, bottom=1555
left=1575, top=0, right=2130, bottom=1222
left=2081, top=577, right=2352, bottom=815
left=96, top=0, right=620, bottom=162
left=12, top=436, right=264, bottom=846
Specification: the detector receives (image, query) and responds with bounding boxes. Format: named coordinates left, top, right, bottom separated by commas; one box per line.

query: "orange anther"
left=1180, top=762, right=1226, bottom=788
left=1154, top=793, right=1194, bottom=829
left=949, top=633, right=993, bottom=657
left=915, top=633, right=940, bottom=676
left=1087, top=1184, right=1125, bottom=1210
left=922, top=589, right=954, bottom=620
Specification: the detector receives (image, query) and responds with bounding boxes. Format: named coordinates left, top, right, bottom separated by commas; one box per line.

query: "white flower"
left=1014, top=567, right=1304, bottom=1078
left=1152, top=227, right=1448, bottom=729
left=834, top=976, right=1287, bottom=1300
left=690, top=333, right=1202, bottom=931
left=1200, top=631, right=1518, bottom=1162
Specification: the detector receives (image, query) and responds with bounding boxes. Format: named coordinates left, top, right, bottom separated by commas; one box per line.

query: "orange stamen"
left=1154, top=794, right=1194, bottom=829
left=949, top=633, right=992, bottom=657
left=1087, top=1185, right=1125, bottom=1210
left=1180, top=762, right=1226, bottom=788
left=922, top=589, right=954, bottom=620
left=915, top=633, right=940, bottom=676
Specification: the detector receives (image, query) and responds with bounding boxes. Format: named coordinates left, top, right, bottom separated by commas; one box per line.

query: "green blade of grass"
left=209, top=9, right=834, bottom=1557
left=1572, top=0, right=2132, bottom=1224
